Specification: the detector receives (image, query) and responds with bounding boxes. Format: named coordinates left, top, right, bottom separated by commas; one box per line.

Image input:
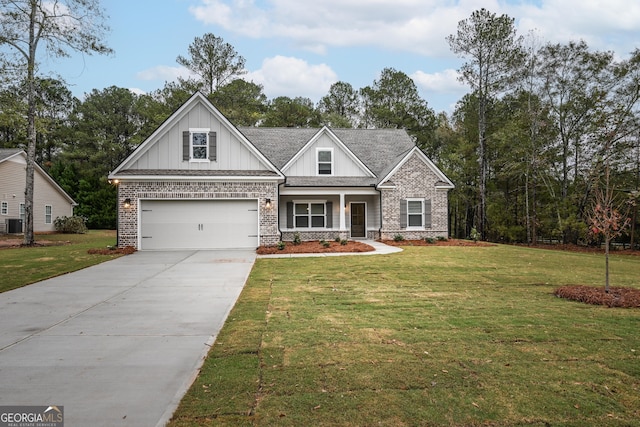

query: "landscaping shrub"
left=277, top=241, right=286, bottom=250
left=54, top=216, right=88, bottom=234
left=393, top=234, right=405, bottom=242
left=293, top=232, right=301, bottom=245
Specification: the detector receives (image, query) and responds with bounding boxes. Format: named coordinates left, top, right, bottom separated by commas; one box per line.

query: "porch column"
left=339, top=192, right=346, bottom=231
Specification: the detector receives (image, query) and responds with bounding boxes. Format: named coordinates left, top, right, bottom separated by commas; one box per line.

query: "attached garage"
left=139, top=199, right=259, bottom=250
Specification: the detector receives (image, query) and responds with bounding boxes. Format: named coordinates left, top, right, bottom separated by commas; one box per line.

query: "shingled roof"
left=238, top=127, right=416, bottom=179
left=0, top=148, right=22, bottom=162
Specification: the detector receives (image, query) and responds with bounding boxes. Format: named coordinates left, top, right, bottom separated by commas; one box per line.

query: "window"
left=317, top=148, right=333, bottom=175
left=407, top=199, right=424, bottom=228
left=45, top=205, right=52, bottom=224
left=1, top=201, right=7, bottom=215
left=183, top=129, right=216, bottom=162
left=295, top=202, right=325, bottom=228
left=19, top=203, right=25, bottom=222
left=191, top=131, right=208, bottom=160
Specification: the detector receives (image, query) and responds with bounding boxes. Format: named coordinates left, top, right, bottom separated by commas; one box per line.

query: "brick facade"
left=117, top=180, right=279, bottom=249
left=380, top=153, right=449, bottom=240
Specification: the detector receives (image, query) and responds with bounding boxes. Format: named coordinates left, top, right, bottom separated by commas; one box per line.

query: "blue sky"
left=42, top=0, right=640, bottom=113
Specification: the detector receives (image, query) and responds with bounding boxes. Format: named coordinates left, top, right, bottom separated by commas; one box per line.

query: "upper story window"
left=1, top=201, right=7, bottom=215
left=317, top=148, right=333, bottom=175
left=191, top=131, right=208, bottom=160
left=183, top=129, right=217, bottom=162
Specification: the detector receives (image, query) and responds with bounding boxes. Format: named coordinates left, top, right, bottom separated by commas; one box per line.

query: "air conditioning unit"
left=6, top=218, right=23, bottom=234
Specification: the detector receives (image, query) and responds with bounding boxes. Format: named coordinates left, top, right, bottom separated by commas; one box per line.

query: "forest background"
left=1, top=7, right=638, bottom=246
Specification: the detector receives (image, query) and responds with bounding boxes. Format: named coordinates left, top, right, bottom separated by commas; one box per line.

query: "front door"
left=350, top=203, right=366, bottom=238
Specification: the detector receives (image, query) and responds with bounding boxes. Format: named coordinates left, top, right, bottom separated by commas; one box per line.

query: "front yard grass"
left=0, top=230, right=121, bottom=293
left=169, top=245, right=640, bottom=426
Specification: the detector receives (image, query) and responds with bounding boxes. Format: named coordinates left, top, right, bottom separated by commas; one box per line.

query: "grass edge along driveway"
left=169, top=245, right=640, bottom=427
left=0, top=230, right=122, bottom=293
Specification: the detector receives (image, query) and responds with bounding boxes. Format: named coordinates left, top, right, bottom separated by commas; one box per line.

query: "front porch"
left=278, top=186, right=380, bottom=242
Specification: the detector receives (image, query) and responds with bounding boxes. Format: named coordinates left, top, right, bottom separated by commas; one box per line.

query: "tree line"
left=1, top=4, right=638, bottom=247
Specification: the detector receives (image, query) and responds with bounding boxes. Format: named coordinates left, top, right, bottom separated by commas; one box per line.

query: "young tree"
left=0, top=0, right=112, bottom=245
left=447, top=8, right=525, bottom=240
left=176, top=33, right=246, bottom=96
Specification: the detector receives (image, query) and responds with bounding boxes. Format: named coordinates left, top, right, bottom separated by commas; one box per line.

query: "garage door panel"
left=140, top=200, right=258, bottom=250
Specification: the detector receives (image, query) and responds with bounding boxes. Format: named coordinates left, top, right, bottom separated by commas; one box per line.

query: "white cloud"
left=412, top=69, right=466, bottom=93
left=189, top=0, right=639, bottom=59
left=244, top=56, right=337, bottom=101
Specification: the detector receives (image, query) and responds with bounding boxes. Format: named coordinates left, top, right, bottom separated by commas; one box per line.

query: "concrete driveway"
left=0, top=250, right=256, bottom=427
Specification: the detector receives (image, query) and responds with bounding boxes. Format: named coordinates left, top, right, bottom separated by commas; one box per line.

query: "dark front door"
left=350, top=203, right=366, bottom=238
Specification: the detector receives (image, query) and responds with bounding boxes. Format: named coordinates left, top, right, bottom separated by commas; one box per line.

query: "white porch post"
left=339, top=192, right=346, bottom=231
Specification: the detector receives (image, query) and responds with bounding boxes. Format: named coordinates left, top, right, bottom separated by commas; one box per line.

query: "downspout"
left=376, top=185, right=383, bottom=240
left=277, top=177, right=286, bottom=242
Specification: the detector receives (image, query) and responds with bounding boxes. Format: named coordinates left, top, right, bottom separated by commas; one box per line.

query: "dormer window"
left=317, top=148, right=333, bottom=175
left=183, top=129, right=217, bottom=162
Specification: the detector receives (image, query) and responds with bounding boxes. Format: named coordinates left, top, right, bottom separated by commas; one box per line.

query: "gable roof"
left=0, top=149, right=77, bottom=205
left=110, top=92, right=283, bottom=179
left=239, top=127, right=417, bottom=179
left=379, top=146, right=455, bottom=189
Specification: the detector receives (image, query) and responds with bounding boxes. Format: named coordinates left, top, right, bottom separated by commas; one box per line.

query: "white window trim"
left=406, top=198, right=424, bottom=230
left=45, top=205, right=53, bottom=224
left=19, top=203, right=25, bottom=221
left=1, top=201, right=7, bottom=215
left=316, top=148, right=334, bottom=176
left=293, top=200, right=328, bottom=229
left=189, top=128, right=210, bottom=163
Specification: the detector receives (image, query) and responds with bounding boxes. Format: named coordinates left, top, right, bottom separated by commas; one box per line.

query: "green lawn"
left=0, top=230, right=122, bottom=293
left=169, top=245, right=640, bottom=427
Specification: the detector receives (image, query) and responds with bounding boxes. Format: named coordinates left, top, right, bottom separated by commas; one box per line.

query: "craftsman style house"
left=109, top=92, right=454, bottom=250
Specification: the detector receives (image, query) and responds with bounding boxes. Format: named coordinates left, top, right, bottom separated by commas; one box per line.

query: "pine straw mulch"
left=554, top=285, right=640, bottom=308
left=256, top=240, right=374, bottom=255
left=381, top=238, right=496, bottom=247
left=87, top=246, right=136, bottom=255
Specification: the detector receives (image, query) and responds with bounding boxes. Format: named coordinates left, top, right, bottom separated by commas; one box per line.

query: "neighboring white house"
left=0, top=149, right=76, bottom=233
left=109, top=92, right=454, bottom=250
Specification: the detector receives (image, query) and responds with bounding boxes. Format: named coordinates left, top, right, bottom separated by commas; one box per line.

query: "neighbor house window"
left=295, top=202, right=326, bottom=228
left=45, top=205, right=52, bottom=224
left=19, top=203, right=25, bottom=222
left=183, top=129, right=217, bottom=162
left=317, top=148, right=333, bottom=175
left=407, top=199, right=424, bottom=228
left=1, top=201, right=7, bottom=215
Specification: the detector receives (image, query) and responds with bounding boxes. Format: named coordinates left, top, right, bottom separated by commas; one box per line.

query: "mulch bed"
left=0, top=238, right=69, bottom=249
left=257, top=240, right=374, bottom=255
left=554, top=285, right=640, bottom=308
left=87, top=246, right=136, bottom=255
left=381, top=238, right=496, bottom=247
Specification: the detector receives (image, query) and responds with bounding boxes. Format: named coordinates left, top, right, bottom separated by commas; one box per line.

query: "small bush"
left=54, top=216, right=87, bottom=234
left=293, top=232, right=301, bottom=245
left=277, top=241, right=286, bottom=250
left=425, top=237, right=436, bottom=244
left=469, top=227, right=480, bottom=242
left=340, top=239, right=348, bottom=246
left=335, top=236, right=341, bottom=242
left=320, top=240, right=330, bottom=248
left=393, top=234, right=405, bottom=242
left=437, top=236, right=448, bottom=242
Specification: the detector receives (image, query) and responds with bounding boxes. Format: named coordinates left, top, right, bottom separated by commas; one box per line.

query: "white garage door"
left=140, top=200, right=259, bottom=250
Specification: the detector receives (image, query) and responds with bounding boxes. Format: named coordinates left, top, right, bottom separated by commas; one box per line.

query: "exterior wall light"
left=123, top=198, right=132, bottom=208
left=265, top=198, right=272, bottom=208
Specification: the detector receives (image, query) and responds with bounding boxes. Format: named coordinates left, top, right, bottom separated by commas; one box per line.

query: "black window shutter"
left=208, top=131, right=217, bottom=161
left=424, top=199, right=432, bottom=228
left=400, top=199, right=407, bottom=228
left=326, top=201, right=333, bottom=228
left=286, top=202, right=294, bottom=229
left=182, top=131, right=190, bottom=161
